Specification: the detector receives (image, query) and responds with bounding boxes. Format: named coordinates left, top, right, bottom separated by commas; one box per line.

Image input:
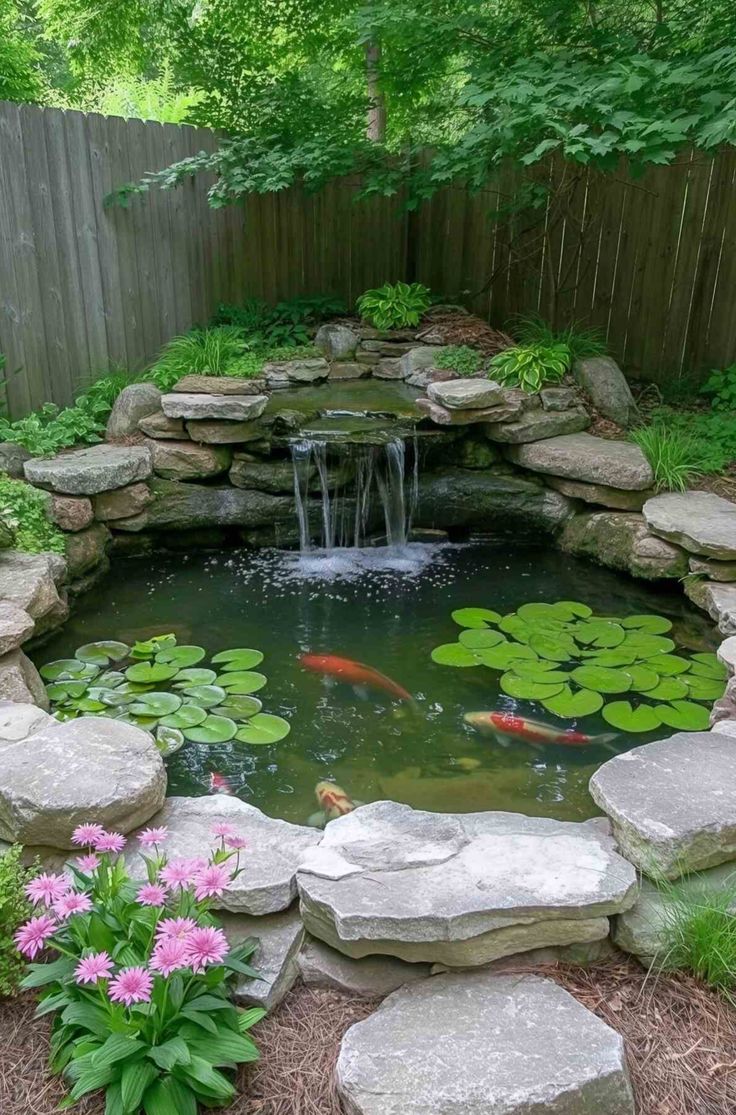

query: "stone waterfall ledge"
left=336, top=971, right=635, bottom=1115
left=644, top=491, right=736, bottom=561
left=297, top=802, right=636, bottom=967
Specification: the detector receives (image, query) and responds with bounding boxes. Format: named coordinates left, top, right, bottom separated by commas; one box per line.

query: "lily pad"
left=234, top=713, right=291, bottom=745
left=155, top=726, right=186, bottom=756
left=97, top=670, right=126, bottom=688
left=211, top=648, right=265, bottom=671
left=624, top=665, right=660, bottom=693
left=541, top=686, right=604, bottom=718
left=216, top=671, right=268, bottom=694
left=75, top=641, right=130, bottom=666
left=621, top=633, right=675, bottom=658
left=621, top=614, right=673, bottom=634
left=155, top=645, right=206, bottom=669
left=509, top=660, right=562, bottom=677
left=129, top=692, right=183, bottom=718
left=212, top=695, right=263, bottom=720
left=451, top=608, right=501, bottom=628
left=159, top=704, right=208, bottom=730
left=681, top=675, right=726, bottom=701
left=458, top=629, right=505, bottom=650
left=499, top=673, right=566, bottom=700
left=646, top=654, right=690, bottom=676
left=183, top=715, right=238, bottom=744
left=45, top=681, right=87, bottom=701
left=517, top=602, right=567, bottom=623
left=498, top=614, right=533, bottom=641
left=125, top=662, right=179, bottom=684
left=171, top=668, right=218, bottom=688
left=571, top=666, right=633, bottom=694
left=88, top=687, right=135, bottom=708
left=550, top=601, right=593, bottom=620
left=528, top=632, right=576, bottom=661
left=573, top=621, right=625, bottom=649
left=645, top=677, right=689, bottom=701
left=72, top=698, right=106, bottom=713
left=431, top=643, right=479, bottom=667
left=583, top=649, right=638, bottom=668
left=656, top=700, right=711, bottom=731
left=688, top=653, right=728, bottom=681
left=131, top=634, right=176, bottom=659
left=181, top=684, right=227, bottom=708
left=40, top=659, right=99, bottom=682
left=602, top=701, right=663, bottom=732
left=475, top=644, right=538, bottom=670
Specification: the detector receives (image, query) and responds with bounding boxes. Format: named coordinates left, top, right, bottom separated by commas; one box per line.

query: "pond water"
left=34, top=542, right=717, bottom=826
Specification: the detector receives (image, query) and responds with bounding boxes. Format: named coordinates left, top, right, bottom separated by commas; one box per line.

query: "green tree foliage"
left=0, top=0, right=46, bottom=102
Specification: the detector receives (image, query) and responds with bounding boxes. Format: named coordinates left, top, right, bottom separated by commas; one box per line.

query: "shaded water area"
left=34, top=542, right=717, bottom=825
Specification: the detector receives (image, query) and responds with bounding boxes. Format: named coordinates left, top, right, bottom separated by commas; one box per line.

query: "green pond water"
left=34, top=542, right=718, bottom=826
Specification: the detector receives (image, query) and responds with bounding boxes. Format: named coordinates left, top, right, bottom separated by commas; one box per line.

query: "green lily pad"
left=115, top=680, right=155, bottom=696
left=573, top=621, right=625, bottom=649
left=688, top=653, right=727, bottom=680
left=475, top=644, right=538, bottom=670
left=498, top=614, right=533, bottom=641
left=655, top=700, right=711, bottom=730
left=458, top=629, right=505, bottom=650
left=621, top=614, right=673, bottom=634
left=646, top=654, right=690, bottom=676
left=40, top=659, right=99, bottom=682
left=234, top=713, right=291, bottom=745
left=71, top=698, right=106, bottom=713
left=155, top=645, right=206, bottom=669
left=215, top=671, right=268, bottom=694
left=125, top=662, right=179, bottom=684
left=517, top=602, right=566, bottom=623
left=621, top=633, right=676, bottom=657
left=96, top=670, right=126, bottom=688
left=541, top=686, right=604, bottom=718
left=625, top=665, right=660, bottom=693
left=75, top=641, right=130, bottom=666
left=129, top=692, right=183, bottom=718
left=88, top=687, right=135, bottom=708
left=129, top=714, right=160, bottom=729
left=181, top=684, right=227, bottom=708
left=509, top=659, right=562, bottom=677
left=583, top=650, right=638, bottom=668
left=571, top=666, right=633, bottom=694
left=155, top=726, right=186, bottom=756
left=550, top=600, right=593, bottom=619
left=602, top=701, right=663, bottom=732
left=45, top=680, right=88, bottom=701
left=499, top=673, right=565, bottom=700
left=681, top=675, right=726, bottom=701
left=183, top=715, right=238, bottom=744
left=431, top=643, right=479, bottom=667
left=451, top=608, right=501, bottom=628
left=172, top=668, right=218, bottom=688
left=212, top=695, right=263, bottom=720
left=211, top=648, right=265, bottom=671
left=131, top=634, right=176, bottom=659
left=159, top=704, right=208, bottom=729
left=528, top=632, right=576, bottom=661
left=645, top=677, right=689, bottom=701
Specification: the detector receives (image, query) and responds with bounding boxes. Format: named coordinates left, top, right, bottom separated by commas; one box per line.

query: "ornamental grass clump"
left=17, top=821, right=263, bottom=1113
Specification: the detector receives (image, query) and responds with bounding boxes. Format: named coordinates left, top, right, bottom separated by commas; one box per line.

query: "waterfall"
left=290, top=436, right=418, bottom=553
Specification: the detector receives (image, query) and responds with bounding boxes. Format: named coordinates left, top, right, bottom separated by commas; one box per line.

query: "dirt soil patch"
left=2, top=959, right=736, bottom=1115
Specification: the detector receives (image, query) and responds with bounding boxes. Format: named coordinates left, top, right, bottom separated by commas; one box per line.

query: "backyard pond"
left=34, top=541, right=721, bottom=825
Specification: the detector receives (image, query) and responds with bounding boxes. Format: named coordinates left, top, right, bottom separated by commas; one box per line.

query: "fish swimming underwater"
left=209, top=772, right=235, bottom=795
left=307, top=780, right=362, bottom=828
left=463, top=711, right=618, bottom=749
left=299, top=653, right=414, bottom=703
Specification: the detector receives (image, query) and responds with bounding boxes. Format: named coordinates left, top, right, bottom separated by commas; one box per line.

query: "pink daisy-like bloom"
left=75, top=951, right=114, bottom=985
left=184, top=926, right=229, bottom=972
left=25, top=872, right=71, bottom=907
left=53, top=892, right=93, bottom=920
left=71, top=823, right=105, bottom=847
left=192, top=863, right=233, bottom=901
left=149, top=936, right=190, bottom=977
left=14, top=914, right=57, bottom=959
left=155, top=916, right=197, bottom=941
left=138, top=826, right=169, bottom=848
left=136, top=883, right=168, bottom=907
left=95, top=831, right=126, bottom=854
left=211, top=822, right=237, bottom=838
left=108, top=966, right=153, bottom=1007
left=224, top=833, right=248, bottom=851
left=159, top=858, right=198, bottom=889
left=76, top=853, right=101, bottom=873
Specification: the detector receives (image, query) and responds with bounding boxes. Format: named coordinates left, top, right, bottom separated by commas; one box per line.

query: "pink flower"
left=224, top=833, right=248, bottom=851
left=25, top=873, right=71, bottom=907
left=155, top=916, right=197, bottom=941
left=184, top=926, right=229, bottom=972
left=211, top=822, right=237, bottom=838
left=192, top=863, right=233, bottom=901
left=76, top=854, right=100, bottom=873
left=136, top=883, right=168, bottom=907
left=75, top=951, right=114, bottom=985
left=14, top=914, right=57, bottom=959
left=95, top=831, right=127, bottom=854
left=71, top=823, right=105, bottom=847
left=150, top=936, right=190, bottom=977
left=159, top=858, right=198, bottom=889
left=53, top=892, right=93, bottom=920
left=108, top=967, right=153, bottom=1007
left=138, top=826, right=169, bottom=847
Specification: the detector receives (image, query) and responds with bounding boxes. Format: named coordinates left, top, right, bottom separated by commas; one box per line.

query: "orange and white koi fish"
left=299, top=653, right=413, bottom=703
left=209, top=772, right=234, bottom=795
left=463, top=711, right=618, bottom=748
left=315, top=780, right=357, bottom=821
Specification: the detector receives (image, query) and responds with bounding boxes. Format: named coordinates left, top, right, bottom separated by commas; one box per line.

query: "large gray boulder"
left=427, top=379, right=504, bottom=409
left=220, top=906, right=304, bottom=1010
left=93, top=483, right=153, bottom=522
left=0, top=700, right=53, bottom=742
left=573, top=356, right=637, bottom=426
left=689, top=556, right=736, bottom=582
left=0, top=550, right=66, bottom=621
left=185, top=419, right=266, bottom=444
left=590, top=731, right=736, bottom=879
left=299, top=938, right=430, bottom=998
left=415, top=468, right=574, bottom=537
left=559, top=510, right=688, bottom=580
left=506, top=433, right=653, bottom=490
left=264, top=359, right=329, bottom=387
left=161, top=393, right=268, bottom=422
left=64, top=522, right=111, bottom=580
left=685, top=580, right=736, bottom=636
left=24, top=445, right=152, bottom=495
left=485, top=406, right=590, bottom=443
left=644, top=492, right=736, bottom=560
left=0, top=441, right=31, bottom=478
left=417, top=397, right=521, bottom=426
left=336, top=972, right=634, bottom=1115
left=0, top=717, right=166, bottom=848
left=0, top=649, right=49, bottom=708
left=145, top=439, right=231, bottom=480
left=315, top=323, right=360, bottom=360
left=138, top=412, right=187, bottom=439
left=297, top=802, right=636, bottom=966
left=105, top=383, right=162, bottom=440
left=172, top=374, right=266, bottom=396
left=127, top=797, right=321, bottom=915
left=546, top=476, right=652, bottom=511
left=111, top=478, right=295, bottom=533
left=399, top=347, right=449, bottom=377
left=48, top=495, right=94, bottom=532
left=0, top=601, right=34, bottom=655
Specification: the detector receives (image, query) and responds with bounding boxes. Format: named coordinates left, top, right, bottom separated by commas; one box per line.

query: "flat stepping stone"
left=128, top=796, right=321, bottom=914
left=161, top=393, right=268, bottom=422
left=336, top=971, right=634, bottom=1115
left=220, top=906, right=304, bottom=1010
left=297, top=801, right=636, bottom=966
left=644, top=491, right=736, bottom=560
left=590, top=731, right=736, bottom=879
left=507, top=433, right=654, bottom=489
left=25, top=445, right=152, bottom=495
left=426, top=379, right=504, bottom=409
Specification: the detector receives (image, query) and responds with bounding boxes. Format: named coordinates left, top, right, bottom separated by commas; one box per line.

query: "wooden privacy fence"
left=1, top=100, right=736, bottom=417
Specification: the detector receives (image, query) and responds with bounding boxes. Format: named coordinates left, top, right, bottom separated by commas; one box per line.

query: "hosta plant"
left=488, top=342, right=571, bottom=393
left=356, top=282, right=432, bottom=330
left=18, top=822, right=263, bottom=1114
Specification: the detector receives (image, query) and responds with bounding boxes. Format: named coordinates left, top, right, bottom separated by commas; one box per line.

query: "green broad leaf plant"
left=18, top=823, right=263, bottom=1114
left=356, top=282, right=432, bottom=331
left=488, top=342, right=571, bottom=393
left=432, top=602, right=725, bottom=733
left=41, top=634, right=291, bottom=753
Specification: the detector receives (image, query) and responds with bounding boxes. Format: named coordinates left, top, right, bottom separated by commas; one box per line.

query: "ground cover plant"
left=0, top=846, right=38, bottom=997
left=17, top=821, right=263, bottom=1113
left=433, top=345, right=484, bottom=377
left=41, top=633, right=291, bottom=752
left=631, top=424, right=705, bottom=493
left=432, top=601, right=726, bottom=732
left=636, top=406, right=736, bottom=480
left=657, top=874, right=736, bottom=995
left=0, top=474, right=65, bottom=554
left=488, top=342, right=570, bottom=393
left=0, top=371, right=131, bottom=456
left=214, top=295, right=346, bottom=349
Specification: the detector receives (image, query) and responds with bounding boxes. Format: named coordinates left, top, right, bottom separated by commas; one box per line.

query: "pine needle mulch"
left=2, top=959, right=736, bottom=1115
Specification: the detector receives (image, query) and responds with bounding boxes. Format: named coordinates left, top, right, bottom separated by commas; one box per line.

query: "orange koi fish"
left=315, top=780, right=357, bottom=821
left=209, top=772, right=234, bottom=795
left=300, top=653, right=413, bottom=703
left=464, top=711, right=618, bottom=748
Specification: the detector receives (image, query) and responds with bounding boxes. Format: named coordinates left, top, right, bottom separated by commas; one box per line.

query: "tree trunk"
left=365, top=40, right=386, bottom=142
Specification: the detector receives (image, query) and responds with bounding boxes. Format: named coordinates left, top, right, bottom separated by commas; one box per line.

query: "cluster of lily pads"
left=431, top=601, right=726, bottom=732
left=40, top=633, right=291, bottom=755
